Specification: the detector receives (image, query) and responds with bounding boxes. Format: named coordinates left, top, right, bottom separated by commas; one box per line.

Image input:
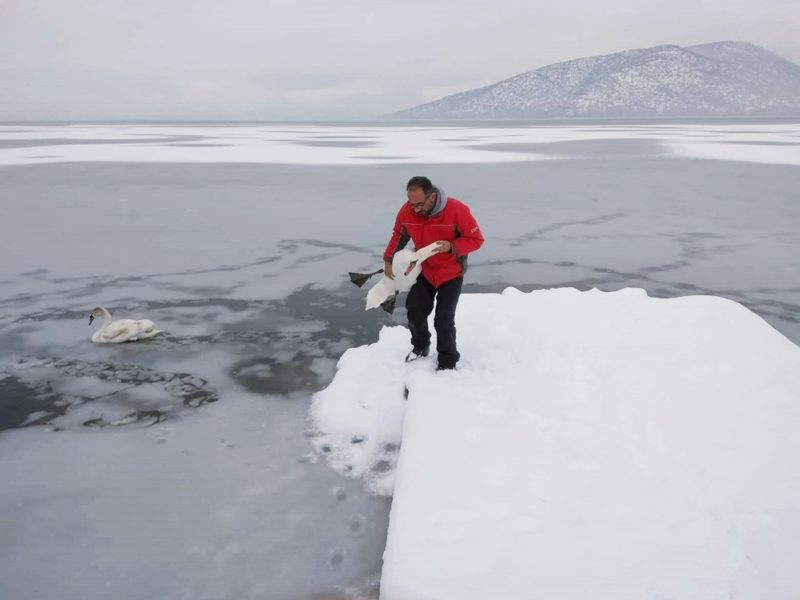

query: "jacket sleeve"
left=383, top=207, right=410, bottom=261
left=452, top=204, right=484, bottom=257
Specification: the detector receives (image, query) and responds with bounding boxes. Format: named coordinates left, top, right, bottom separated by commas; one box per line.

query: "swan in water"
left=349, top=242, right=442, bottom=313
left=88, top=306, right=164, bottom=343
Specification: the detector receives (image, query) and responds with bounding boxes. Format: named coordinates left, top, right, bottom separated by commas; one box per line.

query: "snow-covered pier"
left=312, top=288, right=800, bottom=599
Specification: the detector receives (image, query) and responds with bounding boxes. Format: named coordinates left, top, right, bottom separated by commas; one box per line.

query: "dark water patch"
left=327, top=547, right=346, bottom=570
left=156, top=282, right=239, bottom=297
left=695, top=129, right=795, bottom=135
left=725, top=140, right=800, bottom=146
left=54, top=254, right=282, bottom=285
left=678, top=232, right=728, bottom=240
left=264, top=129, right=328, bottom=134
left=0, top=376, right=60, bottom=429
left=349, top=514, right=366, bottom=534
left=351, top=156, right=412, bottom=160
left=165, top=143, right=232, bottom=147
left=19, top=268, right=51, bottom=277
left=669, top=232, right=743, bottom=262
left=639, top=260, right=692, bottom=274
left=6, top=297, right=265, bottom=326
left=29, top=256, right=283, bottom=287
left=0, top=356, right=218, bottom=432
left=82, top=409, right=167, bottom=428
left=508, top=212, right=629, bottom=244
left=749, top=298, right=800, bottom=319
left=474, top=258, right=540, bottom=267
left=0, top=138, right=144, bottom=149
left=572, top=128, right=639, bottom=133
left=371, top=460, right=391, bottom=474
left=592, top=266, right=646, bottom=279
left=0, top=135, right=215, bottom=149
left=231, top=352, right=321, bottom=395
left=281, top=284, right=388, bottom=350
left=290, top=252, right=341, bottom=267
left=473, top=138, right=667, bottom=157
left=1, top=257, right=285, bottom=309
left=293, top=140, right=377, bottom=148
left=278, top=239, right=370, bottom=254
left=305, top=135, right=380, bottom=139
left=671, top=282, right=703, bottom=292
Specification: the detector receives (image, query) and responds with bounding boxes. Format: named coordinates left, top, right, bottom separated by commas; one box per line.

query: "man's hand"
left=434, top=240, right=452, bottom=254
left=384, top=260, right=394, bottom=279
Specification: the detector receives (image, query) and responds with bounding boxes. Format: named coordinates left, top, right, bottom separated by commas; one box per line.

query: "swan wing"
left=134, top=319, right=157, bottom=331
left=135, top=320, right=164, bottom=339
left=98, top=321, right=135, bottom=342
left=95, top=319, right=160, bottom=343
left=366, top=277, right=395, bottom=310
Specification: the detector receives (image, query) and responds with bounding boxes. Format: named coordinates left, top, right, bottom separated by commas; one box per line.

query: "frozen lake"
left=1, top=121, right=799, bottom=599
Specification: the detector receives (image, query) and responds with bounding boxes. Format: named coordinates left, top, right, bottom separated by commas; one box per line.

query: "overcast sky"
left=1, top=0, right=798, bottom=121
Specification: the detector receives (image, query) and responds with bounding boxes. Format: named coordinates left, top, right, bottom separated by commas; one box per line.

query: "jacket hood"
left=427, top=186, right=447, bottom=217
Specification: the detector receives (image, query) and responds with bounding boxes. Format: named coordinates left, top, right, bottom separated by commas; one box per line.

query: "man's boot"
left=405, top=345, right=430, bottom=362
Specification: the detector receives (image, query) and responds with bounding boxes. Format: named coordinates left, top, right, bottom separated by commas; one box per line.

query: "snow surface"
left=310, top=287, right=800, bottom=599
left=1, top=123, right=799, bottom=167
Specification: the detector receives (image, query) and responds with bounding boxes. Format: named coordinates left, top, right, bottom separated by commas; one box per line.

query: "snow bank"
left=310, top=287, right=800, bottom=599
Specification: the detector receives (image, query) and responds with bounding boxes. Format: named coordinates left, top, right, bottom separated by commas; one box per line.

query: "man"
left=383, top=176, right=484, bottom=371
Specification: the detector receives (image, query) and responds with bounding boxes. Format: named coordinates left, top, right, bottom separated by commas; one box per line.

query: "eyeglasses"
left=408, top=192, right=434, bottom=208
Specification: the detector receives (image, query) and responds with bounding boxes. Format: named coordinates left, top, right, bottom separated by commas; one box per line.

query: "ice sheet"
left=2, top=123, right=799, bottom=599
left=1, top=123, right=799, bottom=166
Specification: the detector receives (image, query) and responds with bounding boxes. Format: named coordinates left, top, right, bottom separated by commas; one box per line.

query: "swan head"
left=403, top=242, right=441, bottom=276
left=88, top=306, right=109, bottom=326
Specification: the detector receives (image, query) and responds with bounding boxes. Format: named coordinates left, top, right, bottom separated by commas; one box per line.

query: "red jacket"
left=383, top=197, right=484, bottom=288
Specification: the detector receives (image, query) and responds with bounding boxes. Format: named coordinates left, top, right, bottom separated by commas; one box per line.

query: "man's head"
left=406, top=175, right=436, bottom=216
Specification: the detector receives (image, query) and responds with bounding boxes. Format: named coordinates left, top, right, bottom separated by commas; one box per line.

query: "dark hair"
left=406, top=176, right=434, bottom=195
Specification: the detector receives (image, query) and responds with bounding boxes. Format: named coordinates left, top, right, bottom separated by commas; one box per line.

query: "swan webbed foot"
left=380, top=292, right=399, bottom=314
left=349, top=269, right=384, bottom=288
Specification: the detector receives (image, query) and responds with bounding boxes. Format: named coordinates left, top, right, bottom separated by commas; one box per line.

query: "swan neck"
left=414, top=243, right=441, bottom=263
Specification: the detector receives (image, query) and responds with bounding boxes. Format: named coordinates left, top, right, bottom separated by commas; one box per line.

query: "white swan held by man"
left=349, top=242, right=443, bottom=313
left=88, top=306, right=164, bottom=343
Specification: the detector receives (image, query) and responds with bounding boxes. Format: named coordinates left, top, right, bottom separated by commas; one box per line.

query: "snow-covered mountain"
left=388, top=41, right=800, bottom=120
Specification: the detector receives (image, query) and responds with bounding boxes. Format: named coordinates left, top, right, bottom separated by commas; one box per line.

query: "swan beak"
left=88, top=314, right=95, bottom=326
left=404, top=260, right=418, bottom=276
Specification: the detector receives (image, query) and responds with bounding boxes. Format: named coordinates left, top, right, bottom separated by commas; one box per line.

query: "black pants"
left=406, top=275, right=463, bottom=368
